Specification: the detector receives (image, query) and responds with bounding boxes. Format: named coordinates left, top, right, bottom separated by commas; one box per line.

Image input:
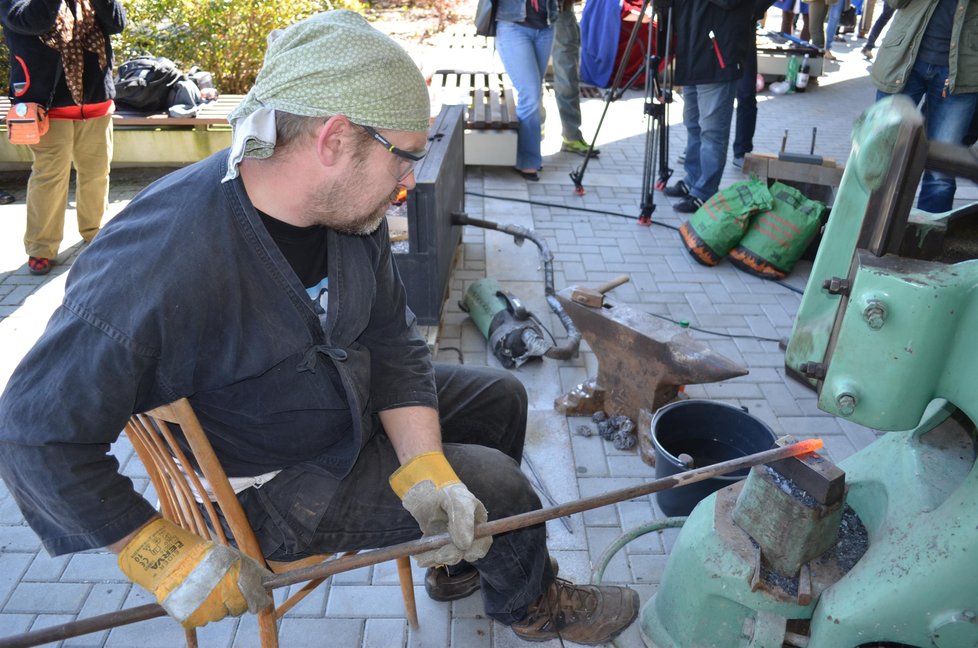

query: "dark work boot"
left=510, top=578, right=639, bottom=644
left=424, top=563, right=481, bottom=602
left=426, top=557, right=560, bottom=602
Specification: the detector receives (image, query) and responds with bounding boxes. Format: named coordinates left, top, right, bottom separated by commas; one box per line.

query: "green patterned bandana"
left=225, top=10, right=429, bottom=175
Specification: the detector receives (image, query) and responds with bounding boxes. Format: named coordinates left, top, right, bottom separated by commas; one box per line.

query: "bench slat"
left=0, top=95, right=244, bottom=128
left=428, top=70, right=518, bottom=131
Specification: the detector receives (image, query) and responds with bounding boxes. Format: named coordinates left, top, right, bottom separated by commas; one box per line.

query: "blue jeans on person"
left=235, top=363, right=555, bottom=625
left=865, top=1, right=894, bottom=50
left=877, top=59, right=978, bottom=213
left=825, top=0, right=844, bottom=50
left=682, top=81, right=738, bottom=201
left=496, top=20, right=555, bottom=170
left=733, top=40, right=759, bottom=159
left=553, top=7, right=583, bottom=141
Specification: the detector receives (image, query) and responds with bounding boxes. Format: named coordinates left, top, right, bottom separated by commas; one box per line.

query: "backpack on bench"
left=114, top=56, right=184, bottom=112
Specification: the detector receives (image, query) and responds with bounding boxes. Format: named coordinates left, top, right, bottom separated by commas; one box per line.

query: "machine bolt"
left=837, top=393, right=857, bottom=416
left=799, top=362, right=827, bottom=379
left=863, top=300, right=888, bottom=330
left=822, top=277, right=850, bottom=296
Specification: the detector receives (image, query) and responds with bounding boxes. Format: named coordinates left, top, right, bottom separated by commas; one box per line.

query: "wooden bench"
left=429, top=70, right=518, bottom=167
left=0, top=95, right=242, bottom=169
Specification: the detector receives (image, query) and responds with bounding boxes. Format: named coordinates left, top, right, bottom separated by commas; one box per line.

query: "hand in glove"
left=389, top=451, right=492, bottom=568
left=118, top=518, right=272, bottom=628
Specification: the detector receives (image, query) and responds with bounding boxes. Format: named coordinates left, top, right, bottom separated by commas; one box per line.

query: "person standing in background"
left=664, top=0, right=754, bottom=213
left=495, top=0, right=559, bottom=180
left=552, top=0, right=600, bottom=157
left=733, top=0, right=778, bottom=169
left=0, top=0, right=126, bottom=276
left=860, top=0, right=894, bottom=60
left=871, top=0, right=977, bottom=213
left=805, top=0, right=841, bottom=59
left=775, top=0, right=811, bottom=41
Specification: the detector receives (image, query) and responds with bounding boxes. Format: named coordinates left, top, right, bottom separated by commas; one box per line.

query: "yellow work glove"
left=118, top=518, right=272, bottom=628
left=390, top=451, right=492, bottom=568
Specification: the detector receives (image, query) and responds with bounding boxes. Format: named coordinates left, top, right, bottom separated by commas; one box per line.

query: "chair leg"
left=183, top=627, right=198, bottom=648
left=257, top=606, right=280, bottom=648
left=396, top=556, right=419, bottom=629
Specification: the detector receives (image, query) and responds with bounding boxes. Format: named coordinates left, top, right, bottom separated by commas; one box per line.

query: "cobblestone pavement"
left=1, top=19, right=976, bottom=648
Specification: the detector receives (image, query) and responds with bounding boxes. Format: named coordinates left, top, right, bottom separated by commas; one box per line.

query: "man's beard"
left=308, top=179, right=397, bottom=236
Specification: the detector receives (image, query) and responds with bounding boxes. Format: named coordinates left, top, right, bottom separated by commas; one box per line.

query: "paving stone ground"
left=1, top=13, right=977, bottom=648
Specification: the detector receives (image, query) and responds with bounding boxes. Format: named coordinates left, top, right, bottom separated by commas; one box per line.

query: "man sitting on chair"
left=0, top=10, right=638, bottom=645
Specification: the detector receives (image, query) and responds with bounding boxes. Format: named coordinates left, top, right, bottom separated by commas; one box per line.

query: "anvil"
left=554, top=286, right=748, bottom=462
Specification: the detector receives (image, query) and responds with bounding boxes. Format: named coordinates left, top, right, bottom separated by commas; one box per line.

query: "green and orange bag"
left=678, top=178, right=773, bottom=266
left=728, top=182, right=825, bottom=279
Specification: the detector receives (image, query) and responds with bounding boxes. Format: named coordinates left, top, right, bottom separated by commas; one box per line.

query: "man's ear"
left=315, top=115, right=351, bottom=169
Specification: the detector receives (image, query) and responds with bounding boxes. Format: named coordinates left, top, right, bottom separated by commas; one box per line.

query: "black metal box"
left=394, top=104, right=465, bottom=325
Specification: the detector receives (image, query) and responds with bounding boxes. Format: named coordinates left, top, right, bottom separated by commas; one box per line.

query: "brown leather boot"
left=424, top=563, right=481, bottom=602
left=511, top=578, right=639, bottom=644
left=426, top=557, right=560, bottom=602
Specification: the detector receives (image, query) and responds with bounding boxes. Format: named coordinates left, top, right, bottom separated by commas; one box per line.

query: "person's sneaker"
left=511, top=578, right=639, bottom=645
left=663, top=180, right=690, bottom=198
left=426, top=557, right=560, bottom=602
left=823, top=49, right=838, bottom=61
left=674, top=195, right=704, bottom=213
left=561, top=138, right=601, bottom=157
left=732, top=156, right=745, bottom=169
left=0, top=189, right=15, bottom=204
left=861, top=47, right=873, bottom=60
left=27, top=256, right=53, bottom=276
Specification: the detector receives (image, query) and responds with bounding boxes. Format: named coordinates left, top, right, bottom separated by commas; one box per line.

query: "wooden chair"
left=124, top=398, right=418, bottom=648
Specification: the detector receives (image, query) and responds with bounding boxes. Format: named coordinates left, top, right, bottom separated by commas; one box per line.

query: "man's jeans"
left=496, top=20, right=555, bottom=170
left=682, top=81, right=738, bottom=201
left=733, top=40, right=759, bottom=159
left=235, top=364, right=554, bottom=625
left=553, top=6, right=583, bottom=142
left=825, top=0, right=843, bottom=51
left=878, top=60, right=978, bottom=213
left=865, top=2, right=894, bottom=51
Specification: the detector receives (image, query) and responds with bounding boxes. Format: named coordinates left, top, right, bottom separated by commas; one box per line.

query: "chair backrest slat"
left=126, top=398, right=266, bottom=563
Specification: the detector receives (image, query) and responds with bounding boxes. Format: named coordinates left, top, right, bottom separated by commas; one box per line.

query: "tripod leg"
left=570, top=0, right=655, bottom=194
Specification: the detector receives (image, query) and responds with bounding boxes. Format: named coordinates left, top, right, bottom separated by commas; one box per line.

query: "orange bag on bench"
left=6, top=102, right=49, bottom=145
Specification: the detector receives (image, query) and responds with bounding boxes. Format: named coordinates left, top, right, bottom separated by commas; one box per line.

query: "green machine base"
left=641, top=96, right=978, bottom=648
left=641, top=401, right=978, bottom=648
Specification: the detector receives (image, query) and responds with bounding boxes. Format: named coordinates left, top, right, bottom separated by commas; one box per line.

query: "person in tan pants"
left=26, top=114, right=113, bottom=268
left=0, top=0, right=127, bottom=275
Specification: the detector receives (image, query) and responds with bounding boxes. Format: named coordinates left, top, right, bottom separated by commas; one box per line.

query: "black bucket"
left=651, top=400, right=777, bottom=517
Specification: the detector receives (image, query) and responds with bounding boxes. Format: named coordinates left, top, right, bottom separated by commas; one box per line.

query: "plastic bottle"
left=795, top=54, right=811, bottom=93
left=786, top=55, right=800, bottom=93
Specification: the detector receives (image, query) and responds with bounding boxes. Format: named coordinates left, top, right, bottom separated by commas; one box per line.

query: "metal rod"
left=522, top=453, right=574, bottom=534
left=0, top=439, right=822, bottom=648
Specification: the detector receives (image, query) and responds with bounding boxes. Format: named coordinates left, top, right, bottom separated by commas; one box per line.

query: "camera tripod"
left=570, top=0, right=674, bottom=226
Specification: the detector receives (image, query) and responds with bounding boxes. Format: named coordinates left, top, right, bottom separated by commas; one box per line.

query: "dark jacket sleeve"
left=361, top=224, right=438, bottom=413
left=91, top=0, right=125, bottom=36
left=0, top=0, right=124, bottom=34
left=0, top=0, right=61, bottom=35
left=0, top=303, right=160, bottom=556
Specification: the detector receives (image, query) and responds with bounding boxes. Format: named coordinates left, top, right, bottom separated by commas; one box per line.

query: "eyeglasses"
left=356, top=123, right=426, bottom=182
